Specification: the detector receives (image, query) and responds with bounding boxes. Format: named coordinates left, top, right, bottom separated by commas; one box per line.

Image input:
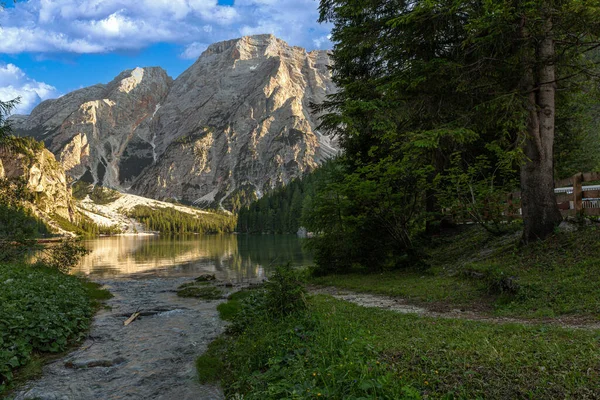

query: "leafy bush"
left=0, top=263, right=94, bottom=392
left=201, top=293, right=420, bottom=399
left=217, top=290, right=256, bottom=321
left=264, top=265, right=307, bottom=317
left=226, top=291, right=269, bottom=335
left=37, top=239, right=90, bottom=274
left=224, top=266, right=307, bottom=335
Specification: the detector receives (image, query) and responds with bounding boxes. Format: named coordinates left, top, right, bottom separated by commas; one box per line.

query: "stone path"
left=310, top=286, right=600, bottom=330
left=14, top=277, right=226, bottom=400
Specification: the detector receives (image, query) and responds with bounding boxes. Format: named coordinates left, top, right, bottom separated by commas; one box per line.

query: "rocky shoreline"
left=14, top=276, right=227, bottom=400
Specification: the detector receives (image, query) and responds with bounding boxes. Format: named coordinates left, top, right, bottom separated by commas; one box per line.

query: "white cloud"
left=313, top=34, right=332, bottom=49
left=180, top=42, right=208, bottom=59
left=0, top=64, right=58, bottom=114
left=0, top=0, right=332, bottom=55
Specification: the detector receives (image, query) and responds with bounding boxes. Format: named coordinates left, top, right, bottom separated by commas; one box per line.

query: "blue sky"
left=0, top=0, right=332, bottom=114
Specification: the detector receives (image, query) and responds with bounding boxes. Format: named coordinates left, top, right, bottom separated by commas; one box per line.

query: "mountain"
left=12, top=34, right=337, bottom=209
left=0, top=141, right=77, bottom=235
left=11, top=67, right=172, bottom=190
left=0, top=138, right=236, bottom=236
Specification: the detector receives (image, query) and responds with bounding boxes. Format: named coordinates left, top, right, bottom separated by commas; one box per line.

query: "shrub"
left=217, top=291, right=255, bottom=321
left=0, top=263, right=93, bottom=392
left=37, top=239, right=90, bottom=274
left=461, top=263, right=520, bottom=295
left=264, top=265, right=307, bottom=318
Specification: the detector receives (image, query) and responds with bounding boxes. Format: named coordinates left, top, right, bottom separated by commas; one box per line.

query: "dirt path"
left=14, top=277, right=226, bottom=400
left=310, top=286, right=600, bottom=330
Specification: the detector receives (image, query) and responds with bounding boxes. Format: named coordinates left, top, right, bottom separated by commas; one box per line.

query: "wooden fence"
left=554, top=172, right=600, bottom=216
left=509, top=172, right=600, bottom=218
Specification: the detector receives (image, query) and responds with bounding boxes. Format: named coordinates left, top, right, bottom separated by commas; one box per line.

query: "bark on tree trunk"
left=520, top=13, right=563, bottom=243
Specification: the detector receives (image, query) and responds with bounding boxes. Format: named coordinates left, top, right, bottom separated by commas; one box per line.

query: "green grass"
left=203, top=291, right=600, bottom=399
left=311, top=270, right=486, bottom=305
left=0, top=263, right=107, bottom=394
left=217, top=290, right=256, bottom=321
left=311, top=225, right=600, bottom=319
left=196, top=338, right=227, bottom=383
left=176, top=284, right=223, bottom=300
left=81, top=280, right=113, bottom=309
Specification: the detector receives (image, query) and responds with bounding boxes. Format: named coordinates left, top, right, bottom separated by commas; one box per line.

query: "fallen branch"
left=123, top=310, right=140, bottom=326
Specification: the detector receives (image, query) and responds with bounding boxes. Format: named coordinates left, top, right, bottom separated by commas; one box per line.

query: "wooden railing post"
left=573, top=172, right=583, bottom=213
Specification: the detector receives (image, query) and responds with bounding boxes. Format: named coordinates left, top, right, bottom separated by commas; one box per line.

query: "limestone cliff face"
left=14, top=34, right=337, bottom=208
left=14, top=67, right=173, bottom=189
left=0, top=147, right=75, bottom=221
left=133, top=34, right=337, bottom=206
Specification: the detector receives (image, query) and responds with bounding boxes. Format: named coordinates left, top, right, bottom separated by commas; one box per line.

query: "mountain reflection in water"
left=73, top=234, right=312, bottom=281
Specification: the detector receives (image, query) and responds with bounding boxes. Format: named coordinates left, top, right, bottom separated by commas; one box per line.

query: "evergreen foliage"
left=51, top=213, right=122, bottom=237
left=127, top=205, right=236, bottom=234
left=236, top=0, right=600, bottom=272
left=0, top=178, right=51, bottom=244
left=236, top=162, right=334, bottom=234
left=294, top=0, right=600, bottom=273
left=72, top=181, right=122, bottom=204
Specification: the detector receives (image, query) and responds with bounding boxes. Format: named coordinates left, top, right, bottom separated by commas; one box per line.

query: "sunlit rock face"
left=0, top=147, right=75, bottom=221
left=132, top=34, right=337, bottom=207
left=14, top=34, right=337, bottom=208
left=13, top=67, right=173, bottom=190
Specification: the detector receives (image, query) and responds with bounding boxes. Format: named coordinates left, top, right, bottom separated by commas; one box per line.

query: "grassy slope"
left=311, top=225, right=600, bottom=320
left=202, top=292, right=600, bottom=399
left=0, top=263, right=111, bottom=394
left=198, top=226, right=600, bottom=399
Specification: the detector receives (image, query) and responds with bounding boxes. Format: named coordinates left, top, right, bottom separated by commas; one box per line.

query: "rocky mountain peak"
left=13, top=35, right=338, bottom=210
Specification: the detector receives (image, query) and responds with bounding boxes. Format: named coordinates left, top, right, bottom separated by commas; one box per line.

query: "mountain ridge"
left=11, top=34, right=337, bottom=210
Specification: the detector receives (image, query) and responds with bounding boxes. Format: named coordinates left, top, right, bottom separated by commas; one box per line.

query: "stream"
left=13, top=234, right=311, bottom=400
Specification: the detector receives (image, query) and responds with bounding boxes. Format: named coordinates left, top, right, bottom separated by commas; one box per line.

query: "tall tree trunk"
left=520, top=13, right=562, bottom=243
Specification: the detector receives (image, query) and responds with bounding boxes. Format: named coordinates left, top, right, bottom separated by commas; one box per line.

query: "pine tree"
left=318, top=0, right=600, bottom=242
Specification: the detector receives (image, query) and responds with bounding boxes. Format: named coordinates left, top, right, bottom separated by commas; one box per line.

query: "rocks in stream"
left=177, top=275, right=248, bottom=299
left=65, top=357, right=127, bottom=369
left=195, top=274, right=217, bottom=282
left=176, top=284, right=223, bottom=300
left=14, top=277, right=226, bottom=400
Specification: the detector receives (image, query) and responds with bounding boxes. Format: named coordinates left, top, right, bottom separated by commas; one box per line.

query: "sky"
left=0, top=0, right=333, bottom=114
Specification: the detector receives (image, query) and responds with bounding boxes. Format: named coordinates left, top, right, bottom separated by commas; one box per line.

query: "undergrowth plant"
left=264, top=265, right=308, bottom=318
left=0, top=264, right=101, bottom=393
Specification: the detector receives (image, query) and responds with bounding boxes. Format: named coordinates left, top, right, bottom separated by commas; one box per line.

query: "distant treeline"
left=52, top=213, right=122, bottom=237
left=72, top=182, right=122, bottom=204
left=236, top=162, right=334, bottom=234
left=127, top=205, right=236, bottom=234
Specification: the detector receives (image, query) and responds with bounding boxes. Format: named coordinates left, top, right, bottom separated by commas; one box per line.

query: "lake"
left=73, top=234, right=313, bottom=280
